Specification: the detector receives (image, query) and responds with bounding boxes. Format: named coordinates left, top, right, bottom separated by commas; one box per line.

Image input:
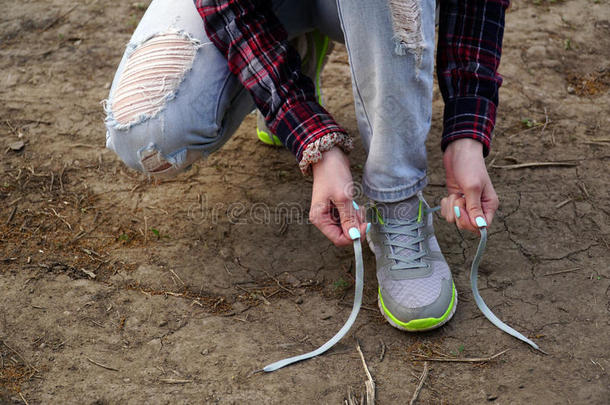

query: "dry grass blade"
left=555, top=198, right=573, bottom=209
left=544, top=267, right=581, bottom=276
left=159, top=379, right=193, bottom=384
left=491, top=162, right=578, bottom=170
left=18, top=392, right=29, bottom=405
left=409, top=361, right=429, bottom=405
left=86, top=357, right=119, bottom=371
left=411, top=349, right=509, bottom=363
left=6, top=206, right=17, bottom=224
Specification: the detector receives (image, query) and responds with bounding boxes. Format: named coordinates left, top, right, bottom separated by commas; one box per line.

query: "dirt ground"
left=1, top=0, right=609, bottom=403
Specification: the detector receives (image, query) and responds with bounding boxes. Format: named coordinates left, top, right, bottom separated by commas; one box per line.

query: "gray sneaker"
left=367, top=194, right=457, bottom=331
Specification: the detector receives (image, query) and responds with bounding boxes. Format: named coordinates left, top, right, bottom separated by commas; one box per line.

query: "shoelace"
left=261, top=236, right=364, bottom=372
left=383, top=207, right=440, bottom=270
left=472, top=226, right=544, bottom=353
left=261, top=212, right=543, bottom=373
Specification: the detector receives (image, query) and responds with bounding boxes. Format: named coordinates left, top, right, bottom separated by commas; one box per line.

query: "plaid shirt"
left=195, top=0, right=509, bottom=162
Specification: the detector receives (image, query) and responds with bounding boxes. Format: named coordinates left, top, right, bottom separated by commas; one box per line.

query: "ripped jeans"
left=104, top=0, right=435, bottom=202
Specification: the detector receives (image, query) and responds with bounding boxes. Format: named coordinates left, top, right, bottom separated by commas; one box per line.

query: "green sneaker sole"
left=256, top=127, right=283, bottom=146
left=378, top=283, right=457, bottom=332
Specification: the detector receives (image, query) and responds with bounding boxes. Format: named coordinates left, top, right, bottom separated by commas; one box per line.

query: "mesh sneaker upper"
left=368, top=195, right=454, bottom=320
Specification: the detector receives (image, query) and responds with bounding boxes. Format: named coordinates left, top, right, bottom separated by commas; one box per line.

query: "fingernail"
left=348, top=227, right=361, bottom=240
left=475, top=216, right=487, bottom=228
left=366, top=223, right=371, bottom=234
left=453, top=206, right=461, bottom=219
left=352, top=201, right=360, bottom=210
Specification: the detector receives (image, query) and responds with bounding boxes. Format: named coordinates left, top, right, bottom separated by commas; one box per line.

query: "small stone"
left=567, top=86, right=575, bottom=94
left=9, top=140, right=25, bottom=151
left=320, top=314, right=332, bottom=320
left=158, top=320, right=168, bottom=327
left=294, top=297, right=303, bottom=305
left=487, top=394, right=498, bottom=401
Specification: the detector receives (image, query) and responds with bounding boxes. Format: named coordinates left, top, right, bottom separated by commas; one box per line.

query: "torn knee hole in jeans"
left=389, top=0, right=424, bottom=67
left=110, top=32, right=199, bottom=125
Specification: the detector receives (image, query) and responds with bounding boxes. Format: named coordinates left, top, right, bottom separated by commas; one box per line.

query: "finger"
left=464, top=186, right=487, bottom=232
left=453, top=197, right=478, bottom=233
left=441, top=194, right=461, bottom=224
left=481, top=183, right=499, bottom=226
left=310, top=201, right=351, bottom=246
left=351, top=200, right=370, bottom=237
left=352, top=200, right=367, bottom=224
left=440, top=197, right=451, bottom=222
left=310, top=208, right=352, bottom=247
left=318, top=221, right=353, bottom=246
left=334, top=198, right=364, bottom=241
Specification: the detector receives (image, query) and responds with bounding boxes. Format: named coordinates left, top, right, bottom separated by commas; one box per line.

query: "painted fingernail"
left=453, top=206, right=461, bottom=219
left=348, top=227, right=361, bottom=240
left=352, top=201, right=360, bottom=210
left=475, top=216, right=488, bottom=228
left=366, top=223, right=371, bottom=234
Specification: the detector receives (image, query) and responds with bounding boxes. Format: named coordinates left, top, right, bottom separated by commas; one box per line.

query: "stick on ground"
left=491, top=162, right=578, bottom=170
left=159, top=379, right=193, bottom=384
left=409, top=361, right=429, bottom=405
left=356, top=340, right=375, bottom=405
left=86, top=356, right=119, bottom=371
left=411, top=349, right=509, bottom=363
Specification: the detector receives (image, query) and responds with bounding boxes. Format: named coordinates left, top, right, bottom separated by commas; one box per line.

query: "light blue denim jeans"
left=104, top=0, right=435, bottom=203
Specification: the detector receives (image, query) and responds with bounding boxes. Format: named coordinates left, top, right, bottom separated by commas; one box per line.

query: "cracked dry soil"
left=1, top=0, right=609, bottom=404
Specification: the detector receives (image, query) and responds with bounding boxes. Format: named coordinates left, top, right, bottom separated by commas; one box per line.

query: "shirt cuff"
left=441, top=96, right=496, bottom=157
left=298, top=132, right=354, bottom=176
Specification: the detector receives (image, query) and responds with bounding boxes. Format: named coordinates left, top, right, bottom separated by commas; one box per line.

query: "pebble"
left=9, top=140, right=25, bottom=151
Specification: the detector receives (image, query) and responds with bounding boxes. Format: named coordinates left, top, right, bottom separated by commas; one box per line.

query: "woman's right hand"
left=309, top=147, right=368, bottom=246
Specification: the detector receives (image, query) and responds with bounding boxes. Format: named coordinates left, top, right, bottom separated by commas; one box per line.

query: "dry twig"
left=378, top=339, right=386, bottom=362
left=262, top=269, right=294, bottom=296
left=544, top=267, right=581, bottom=276
left=411, top=349, right=509, bottom=363
left=86, top=356, right=119, bottom=371
left=491, top=162, right=578, bottom=170
left=6, top=205, right=17, bottom=224
left=18, top=392, right=29, bottom=405
left=409, top=362, right=429, bottom=405
left=555, top=198, right=573, bottom=209
left=159, top=379, right=193, bottom=384
left=356, top=340, right=375, bottom=405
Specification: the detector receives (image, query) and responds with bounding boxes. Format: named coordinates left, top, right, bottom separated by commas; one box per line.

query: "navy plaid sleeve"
left=437, top=0, right=510, bottom=156
left=194, top=0, right=348, bottom=163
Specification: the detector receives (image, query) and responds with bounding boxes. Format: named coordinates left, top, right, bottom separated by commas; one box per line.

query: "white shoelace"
left=261, top=221, right=544, bottom=373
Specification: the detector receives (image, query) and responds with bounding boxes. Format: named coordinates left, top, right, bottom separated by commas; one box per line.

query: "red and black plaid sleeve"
left=194, top=0, right=348, bottom=163
left=437, top=0, right=510, bottom=156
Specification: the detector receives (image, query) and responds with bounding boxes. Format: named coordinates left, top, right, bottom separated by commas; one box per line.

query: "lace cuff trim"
left=298, top=132, right=354, bottom=176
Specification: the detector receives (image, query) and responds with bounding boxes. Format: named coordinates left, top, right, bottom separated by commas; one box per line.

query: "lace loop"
left=380, top=208, right=437, bottom=270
